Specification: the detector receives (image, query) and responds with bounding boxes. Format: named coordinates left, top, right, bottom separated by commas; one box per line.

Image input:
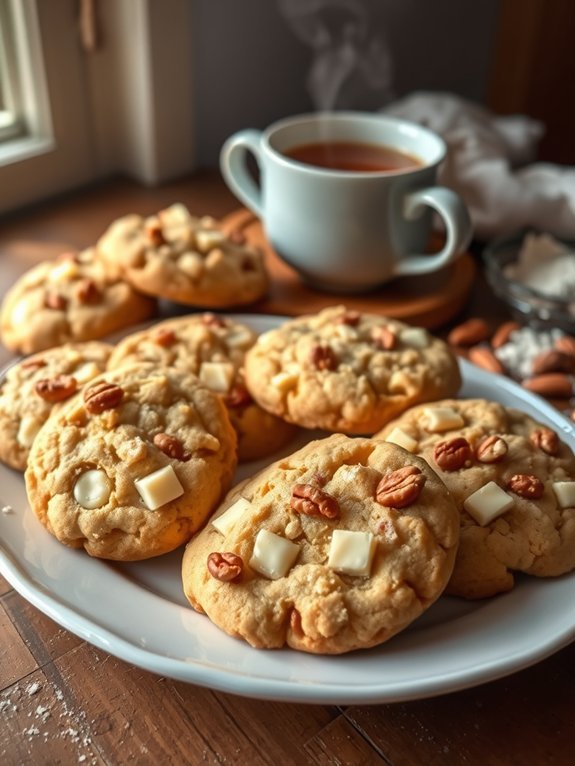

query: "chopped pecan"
left=44, top=291, right=67, bottom=311
left=375, top=466, right=426, bottom=508
left=475, top=435, right=508, bottom=463
left=83, top=380, right=124, bottom=414
left=145, top=219, right=165, bottom=246
left=310, top=344, right=338, bottom=371
left=154, top=327, right=177, bottom=347
left=224, top=383, right=252, bottom=408
left=153, top=432, right=190, bottom=461
left=201, top=312, right=227, bottom=328
left=371, top=325, right=397, bottom=350
left=530, top=427, right=560, bottom=456
left=290, top=483, right=340, bottom=519
left=207, top=552, right=243, bottom=582
left=75, top=278, right=101, bottom=304
left=338, top=310, right=361, bottom=326
left=433, top=437, right=472, bottom=471
left=21, top=357, right=47, bottom=371
left=35, top=375, right=78, bottom=402
left=506, top=474, right=544, bottom=499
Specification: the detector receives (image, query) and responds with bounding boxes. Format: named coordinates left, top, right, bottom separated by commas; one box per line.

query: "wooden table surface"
left=1, top=172, right=574, bottom=766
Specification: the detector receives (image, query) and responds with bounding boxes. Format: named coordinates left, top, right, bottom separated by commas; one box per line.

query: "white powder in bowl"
left=504, top=232, right=575, bottom=299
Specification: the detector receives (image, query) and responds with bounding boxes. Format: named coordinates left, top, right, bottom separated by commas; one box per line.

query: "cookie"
left=182, top=433, right=459, bottom=654
left=0, top=249, right=156, bottom=355
left=25, top=363, right=238, bottom=561
left=107, top=313, right=298, bottom=461
left=0, top=341, right=113, bottom=472
left=243, top=306, right=462, bottom=434
left=376, top=398, right=575, bottom=598
left=96, top=203, right=268, bottom=307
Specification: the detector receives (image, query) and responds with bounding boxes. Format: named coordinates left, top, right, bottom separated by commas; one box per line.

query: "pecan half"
left=145, top=219, right=165, bottom=246
left=375, top=466, right=426, bottom=508
left=475, top=435, right=508, bottom=463
left=290, top=483, right=340, bottom=519
left=310, top=344, right=338, bottom=371
left=224, top=383, right=252, bottom=408
left=530, top=428, right=560, bottom=456
left=207, top=552, right=243, bottom=582
left=154, top=327, right=177, bottom=347
left=153, top=432, right=190, bottom=461
left=506, top=474, right=544, bottom=499
left=75, top=278, right=101, bottom=304
left=371, top=325, right=397, bottom=350
left=83, top=381, right=124, bottom=414
left=433, top=437, right=472, bottom=471
left=35, top=375, right=77, bottom=402
left=44, top=291, right=67, bottom=311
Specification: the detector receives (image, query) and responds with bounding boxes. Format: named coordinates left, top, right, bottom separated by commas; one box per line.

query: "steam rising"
left=277, top=0, right=394, bottom=110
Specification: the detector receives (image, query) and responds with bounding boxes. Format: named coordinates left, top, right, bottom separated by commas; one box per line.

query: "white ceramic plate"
left=1, top=314, right=575, bottom=705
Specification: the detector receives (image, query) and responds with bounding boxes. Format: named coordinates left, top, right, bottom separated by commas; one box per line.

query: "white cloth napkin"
left=381, top=91, right=575, bottom=242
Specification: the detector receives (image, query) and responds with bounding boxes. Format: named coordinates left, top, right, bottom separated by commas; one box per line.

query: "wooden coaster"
left=222, top=208, right=476, bottom=329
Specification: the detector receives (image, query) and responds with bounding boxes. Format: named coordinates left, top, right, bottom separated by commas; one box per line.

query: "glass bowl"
left=483, top=230, right=575, bottom=332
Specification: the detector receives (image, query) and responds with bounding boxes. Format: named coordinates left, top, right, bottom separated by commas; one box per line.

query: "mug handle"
left=219, top=129, right=264, bottom=218
left=394, top=187, right=473, bottom=276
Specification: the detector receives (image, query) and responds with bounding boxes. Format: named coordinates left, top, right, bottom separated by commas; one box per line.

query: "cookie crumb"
left=26, top=682, right=41, bottom=696
left=1, top=504, right=14, bottom=514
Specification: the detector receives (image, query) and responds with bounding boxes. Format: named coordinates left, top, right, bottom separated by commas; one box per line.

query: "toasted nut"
left=145, top=219, right=165, bottom=246
left=530, top=427, right=560, bottom=456
left=475, top=435, right=508, bottom=463
left=44, top=291, right=67, bottom=311
left=224, top=383, right=252, bottom=408
left=468, top=346, right=505, bottom=374
left=506, top=474, right=544, bottom=499
left=371, top=325, right=397, bottom=350
left=202, top=312, right=227, bottom=328
left=375, top=465, right=426, bottom=508
left=228, top=228, right=247, bottom=245
left=447, top=318, right=490, bottom=347
left=555, top=335, right=575, bottom=356
left=154, top=327, right=177, bottom=347
left=310, top=344, right=338, bottom=371
left=21, top=357, right=47, bottom=371
left=290, top=483, right=340, bottom=519
left=433, top=437, right=472, bottom=471
left=207, top=552, right=243, bottom=582
left=338, top=310, right=361, bottom=326
left=522, top=374, right=573, bottom=398
left=83, top=380, right=124, bottom=414
left=491, top=321, right=521, bottom=349
left=35, top=375, right=77, bottom=402
left=75, top=278, right=101, bottom=304
left=532, top=350, right=575, bottom=375
left=153, top=432, right=190, bottom=461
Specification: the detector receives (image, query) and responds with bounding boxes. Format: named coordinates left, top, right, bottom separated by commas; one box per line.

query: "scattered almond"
left=447, top=318, right=490, bottom=347
left=468, top=346, right=505, bottom=374
left=522, top=373, right=573, bottom=398
left=555, top=335, right=575, bottom=356
left=491, top=321, right=521, bottom=349
left=531, top=349, right=575, bottom=375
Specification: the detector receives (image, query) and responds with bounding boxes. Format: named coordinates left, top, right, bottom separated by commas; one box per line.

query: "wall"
left=192, top=0, right=501, bottom=167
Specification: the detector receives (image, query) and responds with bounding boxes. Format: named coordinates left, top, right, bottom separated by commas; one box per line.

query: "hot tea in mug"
left=284, top=141, right=423, bottom=173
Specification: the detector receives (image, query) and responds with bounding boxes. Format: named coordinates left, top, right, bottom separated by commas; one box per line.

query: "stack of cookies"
left=3, top=228, right=575, bottom=656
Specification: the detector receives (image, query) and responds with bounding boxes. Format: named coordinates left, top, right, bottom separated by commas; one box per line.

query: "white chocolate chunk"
left=424, top=406, right=465, bottom=432
left=177, top=252, right=204, bottom=278
left=195, top=228, right=226, bottom=253
left=552, top=481, right=575, bottom=508
left=399, top=327, right=429, bottom=349
left=199, top=361, right=235, bottom=393
left=249, top=529, right=300, bottom=579
left=73, top=469, right=112, bottom=510
left=328, top=530, right=377, bottom=576
left=385, top=427, right=418, bottom=453
left=12, top=298, right=33, bottom=325
left=212, top=497, right=252, bottom=536
left=335, top=324, right=358, bottom=341
left=271, top=371, right=298, bottom=392
left=163, top=203, right=192, bottom=225
left=463, top=481, right=514, bottom=526
left=134, top=465, right=184, bottom=510
left=49, top=259, right=79, bottom=283
left=73, top=361, right=101, bottom=384
left=16, top=415, right=42, bottom=448
left=225, top=326, right=254, bottom=348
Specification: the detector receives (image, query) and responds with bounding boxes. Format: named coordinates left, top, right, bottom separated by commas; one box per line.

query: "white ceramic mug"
left=220, top=112, right=473, bottom=293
